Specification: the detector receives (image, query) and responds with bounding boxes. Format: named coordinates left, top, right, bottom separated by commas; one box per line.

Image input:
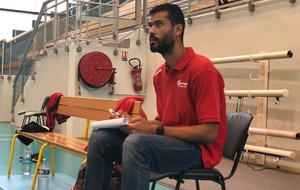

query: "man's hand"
left=120, top=116, right=156, bottom=134
left=113, top=110, right=155, bottom=134
left=110, top=109, right=132, bottom=123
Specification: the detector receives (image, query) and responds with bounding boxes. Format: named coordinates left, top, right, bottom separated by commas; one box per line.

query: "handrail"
left=6, top=29, right=34, bottom=44
left=11, top=0, right=67, bottom=119
left=12, top=3, right=47, bottom=84
left=0, top=40, right=4, bottom=75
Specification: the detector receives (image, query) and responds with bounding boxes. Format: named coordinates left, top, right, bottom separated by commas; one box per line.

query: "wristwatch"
left=156, top=125, right=164, bottom=135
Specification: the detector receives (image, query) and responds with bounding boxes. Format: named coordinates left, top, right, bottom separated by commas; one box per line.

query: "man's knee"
left=89, top=130, right=102, bottom=143
left=88, top=130, right=114, bottom=147
left=123, top=134, right=151, bottom=152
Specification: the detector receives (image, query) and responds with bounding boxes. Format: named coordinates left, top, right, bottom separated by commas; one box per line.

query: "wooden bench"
left=7, top=96, right=142, bottom=190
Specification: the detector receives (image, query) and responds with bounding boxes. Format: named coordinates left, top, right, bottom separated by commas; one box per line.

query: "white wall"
left=186, top=0, right=300, bottom=172
left=1, top=0, right=300, bottom=172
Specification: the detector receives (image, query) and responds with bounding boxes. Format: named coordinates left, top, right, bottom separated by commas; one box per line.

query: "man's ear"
left=174, top=23, right=183, bottom=37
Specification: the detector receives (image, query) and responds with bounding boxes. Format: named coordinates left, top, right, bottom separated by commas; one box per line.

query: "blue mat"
left=0, top=173, right=75, bottom=190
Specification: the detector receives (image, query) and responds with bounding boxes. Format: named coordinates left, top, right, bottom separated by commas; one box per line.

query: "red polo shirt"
left=153, top=47, right=227, bottom=169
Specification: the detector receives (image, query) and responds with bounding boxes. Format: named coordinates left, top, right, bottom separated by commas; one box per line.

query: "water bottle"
left=22, top=145, right=31, bottom=175
left=37, top=158, right=50, bottom=190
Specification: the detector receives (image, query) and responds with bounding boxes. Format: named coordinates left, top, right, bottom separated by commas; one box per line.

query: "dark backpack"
left=16, top=121, right=49, bottom=146
left=71, top=162, right=122, bottom=190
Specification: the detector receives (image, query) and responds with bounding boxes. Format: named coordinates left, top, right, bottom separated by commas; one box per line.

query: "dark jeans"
left=84, top=129, right=203, bottom=190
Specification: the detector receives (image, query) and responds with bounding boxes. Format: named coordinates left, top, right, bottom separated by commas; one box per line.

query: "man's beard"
left=150, top=33, right=175, bottom=56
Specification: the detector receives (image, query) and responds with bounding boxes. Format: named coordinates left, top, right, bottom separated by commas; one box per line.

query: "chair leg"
left=36, top=116, right=40, bottom=126
left=42, top=116, right=46, bottom=126
left=22, top=116, right=28, bottom=127
left=22, top=117, right=26, bottom=127
left=151, top=181, right=157, bottom=190
left=195, top=180, right=200, bottom=190
left=175, top=179, right=182, bottom=190
left=221, top=180, right=226, bottom=190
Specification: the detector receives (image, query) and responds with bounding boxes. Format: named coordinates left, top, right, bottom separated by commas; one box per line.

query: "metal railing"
left=9, top=0, right=144, bottom=118
left=10, top=0, right=72, bottom=119
left=2, top=0, right=286, bottom=119
left=0, top=40, right=4, bottom=77
left=0, top=0, right=239, bottom=79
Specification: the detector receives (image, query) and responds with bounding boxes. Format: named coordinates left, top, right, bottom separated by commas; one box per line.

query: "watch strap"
left=156, top=125, right=164, bottom=135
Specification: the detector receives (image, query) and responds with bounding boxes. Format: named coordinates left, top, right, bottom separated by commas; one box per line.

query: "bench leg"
left=7, top=133, right=19, bottom=178
left=31, top=143, right=49, bottom=190
left=84, top=119, right=90, bottom=141
left=51, top=146, right=55, bottom=176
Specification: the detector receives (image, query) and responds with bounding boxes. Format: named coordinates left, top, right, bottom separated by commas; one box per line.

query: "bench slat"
left=19, top=131, right=88, bottom=157
left=59, top=96, right=118, bottom=110
left=58, top=105, right=111, bottom=121
left=57, top=96, right=142, bottom=120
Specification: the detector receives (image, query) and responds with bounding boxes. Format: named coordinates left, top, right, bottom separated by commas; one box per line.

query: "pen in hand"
left=109, top=108, right=131, bottom=125
left=109, top=108, right=117, bottom=115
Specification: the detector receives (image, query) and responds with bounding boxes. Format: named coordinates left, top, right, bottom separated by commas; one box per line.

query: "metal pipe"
left=75, top=0, right=121, bottom=8
left=1, top=40, right=4, bottom=75
left=53, top=0, right=58, bottom=42
left=211, top=50, right=293, bottom=64
left=244, top=144, right=296, bottom=159
left=9, top=42, right=12, bottom=76
left=65, top=0, right=69, bottom=40
left=0, top=8, right=52, bottom=16
left=186, top=0, right=249, bottom=18
left=249, top=128, right=300, bottom=140
left=225, top=89, right=289, bottom=98
left=6, top=29, right=33, bottom=43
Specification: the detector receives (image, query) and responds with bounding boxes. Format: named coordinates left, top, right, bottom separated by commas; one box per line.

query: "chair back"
left=222, top=112, right=253, bottom=180
left=40, top=96, right=50, bottom=112
left=223, top=112, right=253, bottom=160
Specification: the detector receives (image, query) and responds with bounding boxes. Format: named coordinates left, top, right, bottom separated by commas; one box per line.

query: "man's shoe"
left=31, top=153, right=42, bottom=162
left=19, top=153, right=42, bottom=162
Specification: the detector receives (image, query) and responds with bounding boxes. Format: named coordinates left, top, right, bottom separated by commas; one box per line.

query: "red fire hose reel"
left=78, top=51, right=116, bottom=94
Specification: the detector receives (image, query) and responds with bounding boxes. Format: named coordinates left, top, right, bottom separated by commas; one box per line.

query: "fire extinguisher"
left=128, top=58, right=142, bottom=91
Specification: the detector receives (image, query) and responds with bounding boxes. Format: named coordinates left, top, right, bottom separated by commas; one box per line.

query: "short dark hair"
left=149, top=3, right=185, bottom=41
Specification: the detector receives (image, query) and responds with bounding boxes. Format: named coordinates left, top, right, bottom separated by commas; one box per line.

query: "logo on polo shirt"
left=177, top=79, right=188, bottom=88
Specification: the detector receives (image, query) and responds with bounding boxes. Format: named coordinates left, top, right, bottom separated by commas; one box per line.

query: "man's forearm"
left=148, top=120, right=161, bottom=126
